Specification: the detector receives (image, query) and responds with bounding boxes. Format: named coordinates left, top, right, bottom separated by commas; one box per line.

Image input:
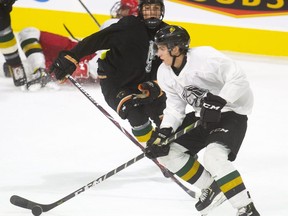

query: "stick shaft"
left=10, top=153, right=145, bottom=211
left=10, top=78, right=199, bottom=212
left=78, top=0, right=101, bottom=27
left=63, top=24, right=80, bottom=42
left=67, top=75, right=197, bottom=198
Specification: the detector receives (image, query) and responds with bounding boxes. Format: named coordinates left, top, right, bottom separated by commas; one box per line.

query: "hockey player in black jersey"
left=50, top=0, right=168, bottom=144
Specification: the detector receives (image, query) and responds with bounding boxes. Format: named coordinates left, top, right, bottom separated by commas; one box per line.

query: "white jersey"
left=158, top=46, right=254, bottom=131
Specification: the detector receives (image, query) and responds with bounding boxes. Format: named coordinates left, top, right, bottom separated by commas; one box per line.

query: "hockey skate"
left=26, top=68, right=58, bottom=91
left=9, top=64, right=27, bottom=86
left=195, top=181, right=226, bottom=215
left=3, top=62, right=12, bottom=77
left=237, top=202, right=260, bottom=216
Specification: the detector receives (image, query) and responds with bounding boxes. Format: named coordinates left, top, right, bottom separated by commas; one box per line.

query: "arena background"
left=11, top=0, right=288, bottom=57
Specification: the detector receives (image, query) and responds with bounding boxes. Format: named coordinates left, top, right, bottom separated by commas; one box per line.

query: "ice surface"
left=1, top=53, right=288, bottom=216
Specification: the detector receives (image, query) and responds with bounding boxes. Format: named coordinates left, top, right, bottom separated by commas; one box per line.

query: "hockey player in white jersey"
left=145, top=25, right=260, bottom=216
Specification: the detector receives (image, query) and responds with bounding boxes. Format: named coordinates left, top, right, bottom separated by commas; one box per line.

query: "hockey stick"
left=78, top=0, right=101, bottom=28
left=66, top=75, right=198, bottom=198
left=10, top=121, right=199, bottom=213
left=10, top=153, right=145, bottom=213
left=63, top=24, right=80, bottom=42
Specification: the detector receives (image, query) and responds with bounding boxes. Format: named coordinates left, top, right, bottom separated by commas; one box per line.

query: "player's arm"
left=49, top=26, right=119, bottom=80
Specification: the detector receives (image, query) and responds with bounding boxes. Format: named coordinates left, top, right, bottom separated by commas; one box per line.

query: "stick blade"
left=10, top=195, right=35, bottom=210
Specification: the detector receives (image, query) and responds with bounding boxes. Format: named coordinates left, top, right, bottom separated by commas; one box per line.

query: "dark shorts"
left=175, top=111, right=248, bottom=161
left=124, top=93, right=166, bottom=127
left=0, top=0, right=14, bottom=30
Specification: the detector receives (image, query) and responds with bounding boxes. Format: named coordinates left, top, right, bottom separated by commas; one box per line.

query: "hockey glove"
left=116, top=89, right=145, bottom=119
left=200, top=93, right=227, bottom=129
left=49, top=50, right=79, bottom=80
left=137, top=81, right=162, bottom=105
left=145, top=127, right=173, bottom=159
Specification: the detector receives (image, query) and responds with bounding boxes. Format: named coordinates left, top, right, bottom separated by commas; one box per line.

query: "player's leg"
left=0, top=2, right=26, bottom=86
left=202, top=112, right=260, bottom=215
left=18, top=27, right=57, bottom=90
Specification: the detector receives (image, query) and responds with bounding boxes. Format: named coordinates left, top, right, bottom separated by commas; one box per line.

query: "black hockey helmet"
left=138, top=0, right=165, bottom=29
left=154, top=25, right=190, bottom=54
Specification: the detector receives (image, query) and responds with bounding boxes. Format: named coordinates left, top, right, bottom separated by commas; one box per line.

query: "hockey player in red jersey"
left=145, top=25, right=260, bottom=216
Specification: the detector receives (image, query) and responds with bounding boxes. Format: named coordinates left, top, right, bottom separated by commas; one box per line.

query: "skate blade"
left=45, top=81, right=60, bottom=90
left=27, top=83, right=42, bottom=92
left=199, top=193, right=227, bottom=215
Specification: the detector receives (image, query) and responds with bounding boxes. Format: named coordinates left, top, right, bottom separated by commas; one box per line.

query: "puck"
left=32, top=205, right=43, bottom=216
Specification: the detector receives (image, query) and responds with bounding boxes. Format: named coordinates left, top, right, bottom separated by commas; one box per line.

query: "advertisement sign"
left=170, top=0, right=288, bottom=16
left=12, top=0, right=288, bottom=56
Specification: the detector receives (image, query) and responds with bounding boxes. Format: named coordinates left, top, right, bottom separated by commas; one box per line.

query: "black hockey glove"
left=200, top=93, right=227, bottom=129
left=49, top=50, right=79, bottom=80
left=115, top=89, right=142, bottom=119
left=137, top=81, right=162, bottom=105
left=145, top=127, right=173, bottom=159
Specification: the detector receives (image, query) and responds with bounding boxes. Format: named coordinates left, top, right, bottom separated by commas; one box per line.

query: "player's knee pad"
left=203, top=142, right=233, bottom=177
left=157, top=143, right=189, bottom=173
left=18, top=27, right=40, bottom=43
left=132, top=120, right=153, bottom=145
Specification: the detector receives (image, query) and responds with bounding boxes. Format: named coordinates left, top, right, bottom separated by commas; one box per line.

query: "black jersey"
left=71, top=16, right=167, bottom=95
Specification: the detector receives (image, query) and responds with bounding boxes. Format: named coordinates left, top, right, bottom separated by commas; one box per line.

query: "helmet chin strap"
left=169, top=50, right=181, bottom=68
left=171, top=55, right=176, bottom=68
left=169, top=50, right=187, bottom=76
